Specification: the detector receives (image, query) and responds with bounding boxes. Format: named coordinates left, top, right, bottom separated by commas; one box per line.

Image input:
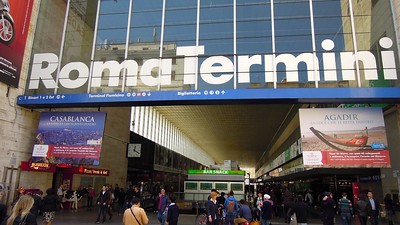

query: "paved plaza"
left=40, top=208, right=392, bottom=225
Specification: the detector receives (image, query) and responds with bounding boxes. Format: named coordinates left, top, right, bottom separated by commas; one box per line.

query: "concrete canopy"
left=153, top=104, right=304, bottom=170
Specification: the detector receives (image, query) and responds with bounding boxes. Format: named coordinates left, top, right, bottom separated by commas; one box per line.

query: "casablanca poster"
left=31, top=112, right=106, bottom=166
left=0, top=0, right=34, bottom=87
left=299, top=108, right=390, bottom=168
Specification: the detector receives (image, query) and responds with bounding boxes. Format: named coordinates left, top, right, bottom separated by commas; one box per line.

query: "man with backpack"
left=224, top=191, right=238, bottom=225
left=338, top=192, right=354, bottom=225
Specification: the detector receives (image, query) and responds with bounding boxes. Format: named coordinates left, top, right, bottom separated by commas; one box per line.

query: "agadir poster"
left=299, top=107, right=390, bottom=168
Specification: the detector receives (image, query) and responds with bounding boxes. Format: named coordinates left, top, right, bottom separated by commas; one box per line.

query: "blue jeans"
left=96, top=206, right=107, bottom=222
left=157, top=211, right=166, bottom=225
left=225, top=214, right=235, bottom=225
left=261, top=219, right=270, bottom=225
left=340, top=213, right=352, bottom=225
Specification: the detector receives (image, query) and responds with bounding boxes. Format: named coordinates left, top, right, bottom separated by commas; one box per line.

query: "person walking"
left=254, top=191, right=263, bottom=221
left=366, top=191, right=380, bottom=225
left=321, top=192, right=336, bottom=225
left=217, top=192, right=226, bottom=206
left=114, top=184, right=120, bottom=207
left=260, top=194, right=273, bottom=225
left=355, top=194, right=368, bottom=225
left=234, top=199, right=253, bottom=225
left=56, top=185, right=64, bottom=209
left=41, top=188, right=61, bottom=225
left=287, top=195, right=310, bottom=225
left=155, top=188, right=170, bottom=225
left=206, top=190, right=219, bottom=225
left=4, top=195, right=37, bottom=225
left=106, top=184, right=113, bottom=221
left=125, top=185, right=134, bottom=210
left=224, top=191, right=238, bottom=225
left=167, top=196, right=179, bottom=225
left=123, top=196, right=148, bottom=225
left=384, top=193, right=394, bottom=225
left=118, top=188, right=126, bottom=215
left=305, top=190, right=313, bottom=207
left=338, top=192, right=354, bottom=225
left=95, top=185, right=111, bottom=224
left=133, top=185, right=141, bottom=199
left=282, top=187, right=294, bottom=223
left=87, top=185, right=95, bottom=210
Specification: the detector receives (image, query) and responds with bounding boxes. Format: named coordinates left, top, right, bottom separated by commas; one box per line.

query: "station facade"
left=0, top=0, right=400, bottom=208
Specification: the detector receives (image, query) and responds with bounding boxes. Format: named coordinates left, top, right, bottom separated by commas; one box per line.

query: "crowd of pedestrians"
left=0, top=187, right=61, bottom=225
left=217, top=185, right=396, bottom=225
left=0, top=182, right=397, bottom=225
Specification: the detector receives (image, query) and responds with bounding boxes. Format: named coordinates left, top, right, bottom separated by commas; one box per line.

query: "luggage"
left=250, top=221, right=261, bottom=225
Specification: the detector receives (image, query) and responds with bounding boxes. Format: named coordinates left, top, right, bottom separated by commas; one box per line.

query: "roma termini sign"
left=28, top=38, right=396, bottom=90
left=18, top=37, right=400, bottom=108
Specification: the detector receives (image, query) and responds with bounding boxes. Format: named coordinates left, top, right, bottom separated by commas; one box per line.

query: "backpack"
left=227, top=199, right=235, bottom=213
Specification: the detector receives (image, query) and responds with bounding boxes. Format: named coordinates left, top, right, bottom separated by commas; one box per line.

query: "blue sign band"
left=17, top=87, right=400, bottom=108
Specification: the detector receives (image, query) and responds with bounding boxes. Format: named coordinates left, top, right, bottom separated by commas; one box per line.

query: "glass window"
left=200, top=182, right=213, bottom=191
left=91, top=0, right=130, bottom=93
left=236, top=1, right=272, bottom=89
left=215, top=183, right=228, bottom=191
left=123, top=0, right=163, bottom=93
left=237, top=1, right=272, bottom=55
left=313, top=0, right=348, bottom=86
left=199, top=1, right=234, bottom=55
left=161, top=0, right=197, bottom=92
left=230, top=183, right=243, bottom=191
left=274, top=0, right=312, bottom=87
left=185, top=182, right=198, bottom=191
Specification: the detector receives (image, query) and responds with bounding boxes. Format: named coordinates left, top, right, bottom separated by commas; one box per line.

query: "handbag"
left=130, top=208, right=142, bottom=225
left=289, top=213, right=297, bottom=225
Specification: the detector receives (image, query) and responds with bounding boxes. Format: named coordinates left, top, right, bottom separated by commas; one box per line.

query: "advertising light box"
left=300, top=107, right=391, bottom=168
left=31, top=112, right=107, bottom=166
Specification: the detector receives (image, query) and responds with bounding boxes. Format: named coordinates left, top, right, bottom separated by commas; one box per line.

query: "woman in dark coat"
left=41, top=188, right=61, bottom=225
left=206, top=191, right=219, bottom=225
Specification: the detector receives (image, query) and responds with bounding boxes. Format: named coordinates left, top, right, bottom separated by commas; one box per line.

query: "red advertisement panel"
left=0, top=0, right=33, bottom=87
left=352, top=182, right=360, bottom=205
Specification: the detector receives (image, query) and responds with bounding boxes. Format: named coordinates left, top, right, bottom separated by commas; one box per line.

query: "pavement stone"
left=47, top=207, right=391, bottom=225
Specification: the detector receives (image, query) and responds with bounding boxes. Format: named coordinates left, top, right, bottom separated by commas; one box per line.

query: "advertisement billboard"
left=300, top=108, right=390, bottom=168
left=31, top=112, right=107, bottom=166
left=0, top=0, right=33, bottom=87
